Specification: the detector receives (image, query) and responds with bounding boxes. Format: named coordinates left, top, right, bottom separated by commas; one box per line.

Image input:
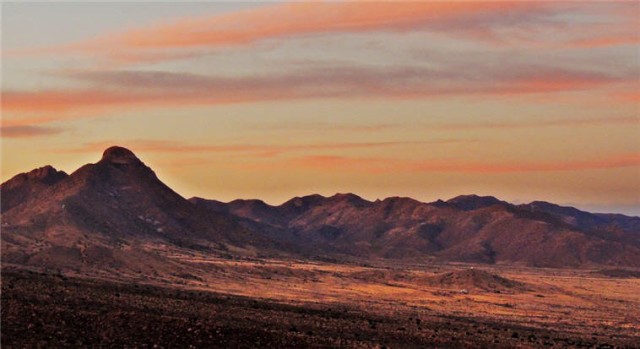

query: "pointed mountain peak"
left=101, top=146, right=141, bottom=164
left=68, top=145, right=159, bottom=186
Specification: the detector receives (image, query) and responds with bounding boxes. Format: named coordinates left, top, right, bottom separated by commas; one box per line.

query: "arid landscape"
left=2, top=147, right=639, bottom=347
left=2, top=1, right=640, bottom=347
left=3, top=258, right=640, bottom=348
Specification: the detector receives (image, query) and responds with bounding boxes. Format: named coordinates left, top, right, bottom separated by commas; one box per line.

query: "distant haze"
left=2, top=1, right=639, bottom=215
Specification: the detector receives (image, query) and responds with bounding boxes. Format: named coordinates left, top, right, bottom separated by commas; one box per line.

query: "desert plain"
left=3, top=248, right=639, bottom=348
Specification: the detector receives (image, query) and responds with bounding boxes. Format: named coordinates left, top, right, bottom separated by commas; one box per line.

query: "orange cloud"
left=2, top=66, right=622, bottom=124
left=10, top=1, right=637, bottom=67
left=53, top=139, right=473, bottom=158
left=249, top=122, right=398, bottom=133
left=426, top=116, right=639, bottom=131
left=569, top=35, right=640, bottom=49
left=282, top=155, right=393, bottom=174
left=256, top=153, right=640, bottom=174
left=1, top=90, right=153, bottom=114
left=610, top=91, right=640, bottom=103
left=408, top=153, right=640, bottom=174
left=16, top=1, right=541, bottom=63
left=0, top=86, right=303, bottom=121
left=0, top=125, right=63, bottom=138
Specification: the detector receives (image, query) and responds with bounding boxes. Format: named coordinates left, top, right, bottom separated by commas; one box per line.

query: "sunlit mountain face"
left=2, top=1, right=639, bottom=215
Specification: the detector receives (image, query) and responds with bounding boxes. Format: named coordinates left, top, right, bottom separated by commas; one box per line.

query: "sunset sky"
left=2, top=1, right=639, bottom=214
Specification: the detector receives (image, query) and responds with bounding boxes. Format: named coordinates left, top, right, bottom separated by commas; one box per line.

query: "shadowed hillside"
left=194, top=193, right=640, bottom=267
left=1, top=147, right=290, bottom=274
left=423, top=269, right=528, bottom=293
left=2, top=146, right=639, bottom=272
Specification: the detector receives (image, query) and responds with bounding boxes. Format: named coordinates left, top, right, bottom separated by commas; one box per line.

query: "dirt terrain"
left=2, top=258, right=639, bottom=348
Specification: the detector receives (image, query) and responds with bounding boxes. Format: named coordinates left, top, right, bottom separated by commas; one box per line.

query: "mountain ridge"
left=1, top=146, right=290, bottom=274
left=2, top=146, right=639, bottom=271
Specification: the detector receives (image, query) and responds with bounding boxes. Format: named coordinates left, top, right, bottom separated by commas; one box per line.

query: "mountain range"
left=2, top=146, right=639, bottom=271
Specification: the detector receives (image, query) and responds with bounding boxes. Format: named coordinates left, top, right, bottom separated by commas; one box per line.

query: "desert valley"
left=3, top=1, right=640, bottom=347
left=1, top=146, right=639, bottom=348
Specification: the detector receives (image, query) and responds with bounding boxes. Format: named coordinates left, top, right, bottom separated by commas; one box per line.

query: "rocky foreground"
left=2, top=268, right=639, bottom=348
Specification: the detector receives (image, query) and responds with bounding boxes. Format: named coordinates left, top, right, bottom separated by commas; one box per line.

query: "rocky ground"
left=3, top=268, right=638, bottom=348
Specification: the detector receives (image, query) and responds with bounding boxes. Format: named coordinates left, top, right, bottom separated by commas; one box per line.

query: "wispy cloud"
left=3, top=65, right=624, bottom=123
left=248, top=116, right=637, bottom=134
left=11, top=2, right=544, bottom=64
left=610, top=91, right=640, bottom=103
left=11, top=1, right=637, bottom=66
left=260, top=153, right=640, bottom=174
left=0, top=125, right=63, bottom=138
left=407, top=153, right=640, bottom=174
left=424, top=116, right=639, bottom=131
left=55, top=139, right=475, bottom=158
left=568, top=33, right=640, bottom=49
left=248, top=122, right=398, bottom=133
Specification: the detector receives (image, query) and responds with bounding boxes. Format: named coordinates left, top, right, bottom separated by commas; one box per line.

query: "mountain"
left=446, top=194, right=508, bottom=211
left=1, top=165, right=68, bottom=213
left=193, top=194, right=640, bottom=267
left=2, top=146, right=639, bottom=270
left=1, top=146, right=286, bottom=273
left=519, top=201, right=640, bottom=237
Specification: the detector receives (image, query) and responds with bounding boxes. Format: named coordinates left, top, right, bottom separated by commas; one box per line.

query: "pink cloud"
left=13, top=2, right=542, bottom=63
left=53, top=139, right=473, bottom=158
left=2, top=66, right=623, bottom=123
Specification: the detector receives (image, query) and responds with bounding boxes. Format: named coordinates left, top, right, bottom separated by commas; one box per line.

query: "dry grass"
left=48, top=244, right=638, bottom=341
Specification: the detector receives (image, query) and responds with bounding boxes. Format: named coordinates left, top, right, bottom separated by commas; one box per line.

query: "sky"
left=1, top=1, right=639, bottom=215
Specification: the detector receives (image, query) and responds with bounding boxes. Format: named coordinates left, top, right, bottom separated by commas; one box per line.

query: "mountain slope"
left=3, top=146, right=638, bottom=270
left=1, top=166, right=68, bottom=213
left=194, top=194, right=640, bottom=267
left=519, top=201, right=640, bottom=240
left=1, top=146, right=285, bottom=272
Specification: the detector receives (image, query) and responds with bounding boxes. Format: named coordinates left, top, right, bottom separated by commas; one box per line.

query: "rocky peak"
left=101, top=146, right=141, bottom=165
left=27, top=166, right=68, bottom=184
left=2, top=165, right=68, bottom=189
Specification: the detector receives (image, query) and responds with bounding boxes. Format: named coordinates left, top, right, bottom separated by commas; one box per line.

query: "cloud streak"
left=425, top=116, right=639, bottom=131
left=250, top=116, right=637, bottom=134
left=0, top=125, right=63, bottom=138
left=266, top=153, right=640, bottom=174
left=54, top=139, right=475, bottom=158
left=10, top=1, right=637, bottom=66
left=12, top=1, right=543, bottom=64
left=62, top=139, right=636, bottom=177
left=3, top=65, right=624, bottom=124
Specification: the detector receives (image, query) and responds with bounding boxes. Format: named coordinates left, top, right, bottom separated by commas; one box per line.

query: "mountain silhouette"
left=1, top=146, right=283, bottom=272
left=194, top=194, right=640, bottom=267
left=2, top=146, right=639, bottom=271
